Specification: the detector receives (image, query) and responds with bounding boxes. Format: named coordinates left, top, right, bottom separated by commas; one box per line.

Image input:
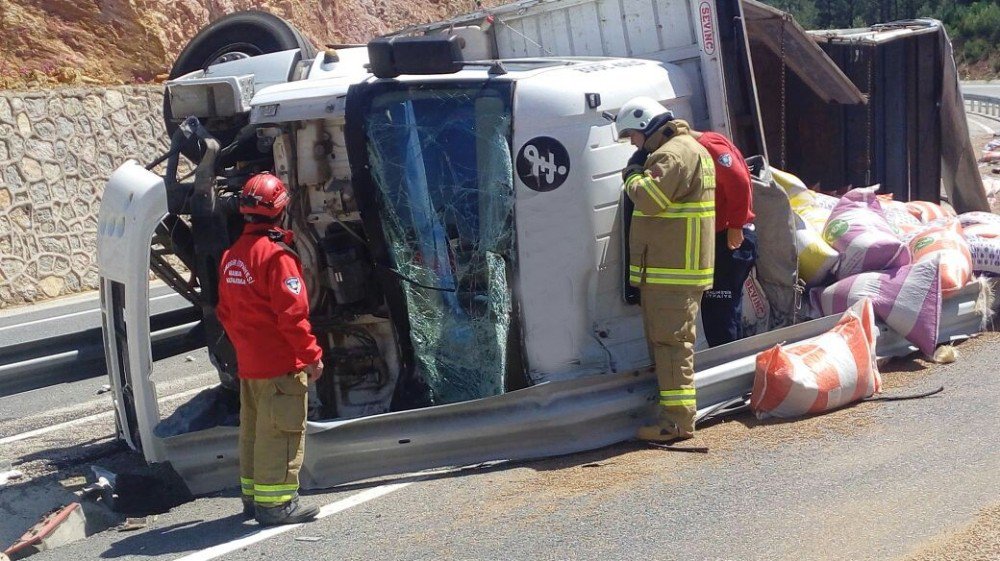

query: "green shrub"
left=963, top=38, right=991, bottom=63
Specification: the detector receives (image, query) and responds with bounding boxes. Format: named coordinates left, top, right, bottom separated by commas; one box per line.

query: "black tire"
left=164, top=11, right=317, bottom=163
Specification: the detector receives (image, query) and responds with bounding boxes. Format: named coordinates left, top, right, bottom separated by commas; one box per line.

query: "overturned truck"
left=97, top=0, right=990, bottom=494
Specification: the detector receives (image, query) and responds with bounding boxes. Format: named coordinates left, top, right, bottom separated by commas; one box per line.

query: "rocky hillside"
left=0, top=0, right=500, bottom=89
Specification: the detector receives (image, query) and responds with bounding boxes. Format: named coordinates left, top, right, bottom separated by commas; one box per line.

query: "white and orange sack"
left=751, top=299, right=881, bottom=419
left=907, top=219, right=973, bottom=293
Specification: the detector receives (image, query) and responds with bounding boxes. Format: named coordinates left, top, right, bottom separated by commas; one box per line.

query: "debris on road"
left=295, top=536, right=324, bottom=542
left=2, top=503, right=86, bottom=560
left=0, top=470, right=24, bottom=486
left=933, top=345, right=959, bottom=364
left=0, top=461, right=23, bottom=487
left=117, top=516, right=156, bottom=532
left=95, top=385, right=111, bottom=395
left=646, top=443, right=710, bottom=454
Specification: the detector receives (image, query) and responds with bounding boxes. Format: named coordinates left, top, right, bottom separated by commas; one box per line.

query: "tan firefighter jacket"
left=625, top=119, right=716, bottom=290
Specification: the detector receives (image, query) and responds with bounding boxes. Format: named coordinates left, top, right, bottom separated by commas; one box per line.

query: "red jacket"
left=696, top=132, right=754, bottom=232
left=217, top=223, right=323, bottom=379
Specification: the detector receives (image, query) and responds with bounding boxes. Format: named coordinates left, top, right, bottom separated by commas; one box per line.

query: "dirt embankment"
left=0, top=0, right=500, bottom=89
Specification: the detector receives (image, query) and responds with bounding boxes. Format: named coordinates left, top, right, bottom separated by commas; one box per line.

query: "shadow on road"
left=100, top=514, right=255, bottom=558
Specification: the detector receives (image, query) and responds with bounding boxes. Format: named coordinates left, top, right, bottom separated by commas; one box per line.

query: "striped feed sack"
left=751, top=298, right=880, bottom=420
left=824, top=188, right=911, bottom=279
left=810, top=256, right=941, bottom=356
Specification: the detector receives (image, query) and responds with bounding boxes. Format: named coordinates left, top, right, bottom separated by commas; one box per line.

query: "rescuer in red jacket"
left=690, top=129, right=757, bottom=346
left=217, top=172, right=324, bottom=526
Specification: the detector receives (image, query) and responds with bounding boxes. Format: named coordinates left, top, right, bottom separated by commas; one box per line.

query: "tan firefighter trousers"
left=640, top=286, right=702, bottom=435
left=239, top=371, right=308, bottom=506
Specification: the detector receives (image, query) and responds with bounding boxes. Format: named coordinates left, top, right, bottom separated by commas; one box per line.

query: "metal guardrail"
left=964, top=93, right=1000, bottom=121
left=0, top=306, right=202, bottom=397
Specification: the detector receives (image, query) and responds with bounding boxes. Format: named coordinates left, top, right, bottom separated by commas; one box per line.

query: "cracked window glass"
left=365, top=84, right=515, bottom=405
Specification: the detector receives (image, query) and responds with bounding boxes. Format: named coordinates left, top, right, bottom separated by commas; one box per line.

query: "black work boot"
left=241, top=497, right=255, bottom=520
left=254, top=495, right=319, bottom=526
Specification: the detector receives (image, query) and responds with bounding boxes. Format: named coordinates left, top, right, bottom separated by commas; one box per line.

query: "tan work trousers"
left=239, top=371, right=308, bottom=506
left=640, top=286, right=701, bottom=435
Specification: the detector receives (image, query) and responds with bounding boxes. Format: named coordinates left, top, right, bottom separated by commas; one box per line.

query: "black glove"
left=622, top=149, right=649, bottom=183
left=622, top=164, right=645, bottom=183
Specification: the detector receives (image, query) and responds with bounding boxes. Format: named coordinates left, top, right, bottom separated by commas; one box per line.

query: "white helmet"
left=614, top=96, right=672, bottom=139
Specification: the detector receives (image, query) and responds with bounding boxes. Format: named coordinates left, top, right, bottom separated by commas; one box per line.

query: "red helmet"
left=239, top=173, right=289, bottom=218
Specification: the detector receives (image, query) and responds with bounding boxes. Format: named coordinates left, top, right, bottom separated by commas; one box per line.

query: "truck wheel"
left=164, top=11, right=317, bottom=163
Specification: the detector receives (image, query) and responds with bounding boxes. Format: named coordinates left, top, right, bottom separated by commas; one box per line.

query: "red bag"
left=751, top=299, right=881, bottom=419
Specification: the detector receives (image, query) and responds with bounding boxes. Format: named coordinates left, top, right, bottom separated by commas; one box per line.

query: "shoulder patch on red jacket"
left=718, top=153, right=733, bottom=168
left=284, top=277, right=302, bottom=295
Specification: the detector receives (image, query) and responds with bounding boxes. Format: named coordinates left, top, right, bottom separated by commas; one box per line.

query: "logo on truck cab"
left=700, top=2, right=717, bottom=55
left=517, top=137, right=571, bottom=192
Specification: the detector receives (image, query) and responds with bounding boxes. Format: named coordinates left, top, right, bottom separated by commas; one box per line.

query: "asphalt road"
left=6, top=333, right=996, bottom=561
left=0, top=348, right=215, bottom=436
left=0, top=284, right=190, bottom=347
left=963, top=83, right=1000, bottom=98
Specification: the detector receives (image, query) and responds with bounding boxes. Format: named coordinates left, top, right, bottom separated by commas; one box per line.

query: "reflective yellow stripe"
left=255, top=483, right=299, bottom=492
left=633, top=201, right=714, bottom=219
left=637, top=176, right=670, bottom=210
left=660, top=399, right=697, bottom=407
left=241, top=478, right=255, bottom=496
left=630, top=275, right=714, bottom=286
left=254, top=482, right=298, bottom=504
left=685, top=217, right=695, bottom=271
left=693, top=216, right=701, bottom=269
left=630, top=277, right=712, bottom=286
left=630, top=265, right=714, bottom=276
left=672, top=201, right=714, bottom=209
left=660, top=389, right=696, bottom=406
left=254, top=494, right=296, bottom=504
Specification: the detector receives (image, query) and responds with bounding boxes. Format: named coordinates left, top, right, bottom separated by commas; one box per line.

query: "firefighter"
left=217, top=172, right=324, bottom=526
left=614, top=97, right=715, bottom=442
left=689, top=127, right=756, bottom=347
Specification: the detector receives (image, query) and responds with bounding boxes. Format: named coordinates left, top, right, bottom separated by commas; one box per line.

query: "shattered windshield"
left=364, top=82, right=515, bottom=405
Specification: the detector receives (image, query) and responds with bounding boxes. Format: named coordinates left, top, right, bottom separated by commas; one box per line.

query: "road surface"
left=3, top=333, right=997, bottom=561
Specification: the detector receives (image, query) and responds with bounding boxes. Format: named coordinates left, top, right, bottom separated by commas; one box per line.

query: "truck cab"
left=97, top=2, right=986, bottom=494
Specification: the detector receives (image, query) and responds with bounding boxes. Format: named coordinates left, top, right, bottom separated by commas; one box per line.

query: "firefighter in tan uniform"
left=615, top=97, right=716, bottom=442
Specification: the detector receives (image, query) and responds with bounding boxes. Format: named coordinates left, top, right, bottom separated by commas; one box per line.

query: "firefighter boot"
left=637, top=407, right=695, bottom=443
left=241, top=497, right=255, bottom=520
left=255, top=495, right=319, bottom=526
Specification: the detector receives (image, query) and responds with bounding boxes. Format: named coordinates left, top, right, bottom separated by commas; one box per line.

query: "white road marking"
left=172, top=481, right=414, bottom=561
left=0, top=385, right=211, bottom=445
left=0, top=291, right=183, bottom=333
left=968, top=115, right=996, bottom=135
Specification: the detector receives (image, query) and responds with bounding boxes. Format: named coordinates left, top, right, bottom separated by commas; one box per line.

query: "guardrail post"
left=964, top=93, right=1000, bottom=123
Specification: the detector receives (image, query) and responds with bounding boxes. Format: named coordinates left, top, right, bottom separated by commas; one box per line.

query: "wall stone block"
left=7, top=135, right=25, bottom=163
left=16, top=113, right=32, bottom=136
left=0, top=85, right=168, bottom=307
left=35, top=120, right=57, bottom=141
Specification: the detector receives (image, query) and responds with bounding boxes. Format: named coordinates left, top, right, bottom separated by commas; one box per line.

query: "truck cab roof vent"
left=368, top=35, right=466, bottom=79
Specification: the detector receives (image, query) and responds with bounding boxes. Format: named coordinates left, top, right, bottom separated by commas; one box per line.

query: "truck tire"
left=164, top=11, right=317, bottom=163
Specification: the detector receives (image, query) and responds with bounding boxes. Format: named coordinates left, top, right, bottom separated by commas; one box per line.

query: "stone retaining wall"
left=0, top=86, right=167, bottom=307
